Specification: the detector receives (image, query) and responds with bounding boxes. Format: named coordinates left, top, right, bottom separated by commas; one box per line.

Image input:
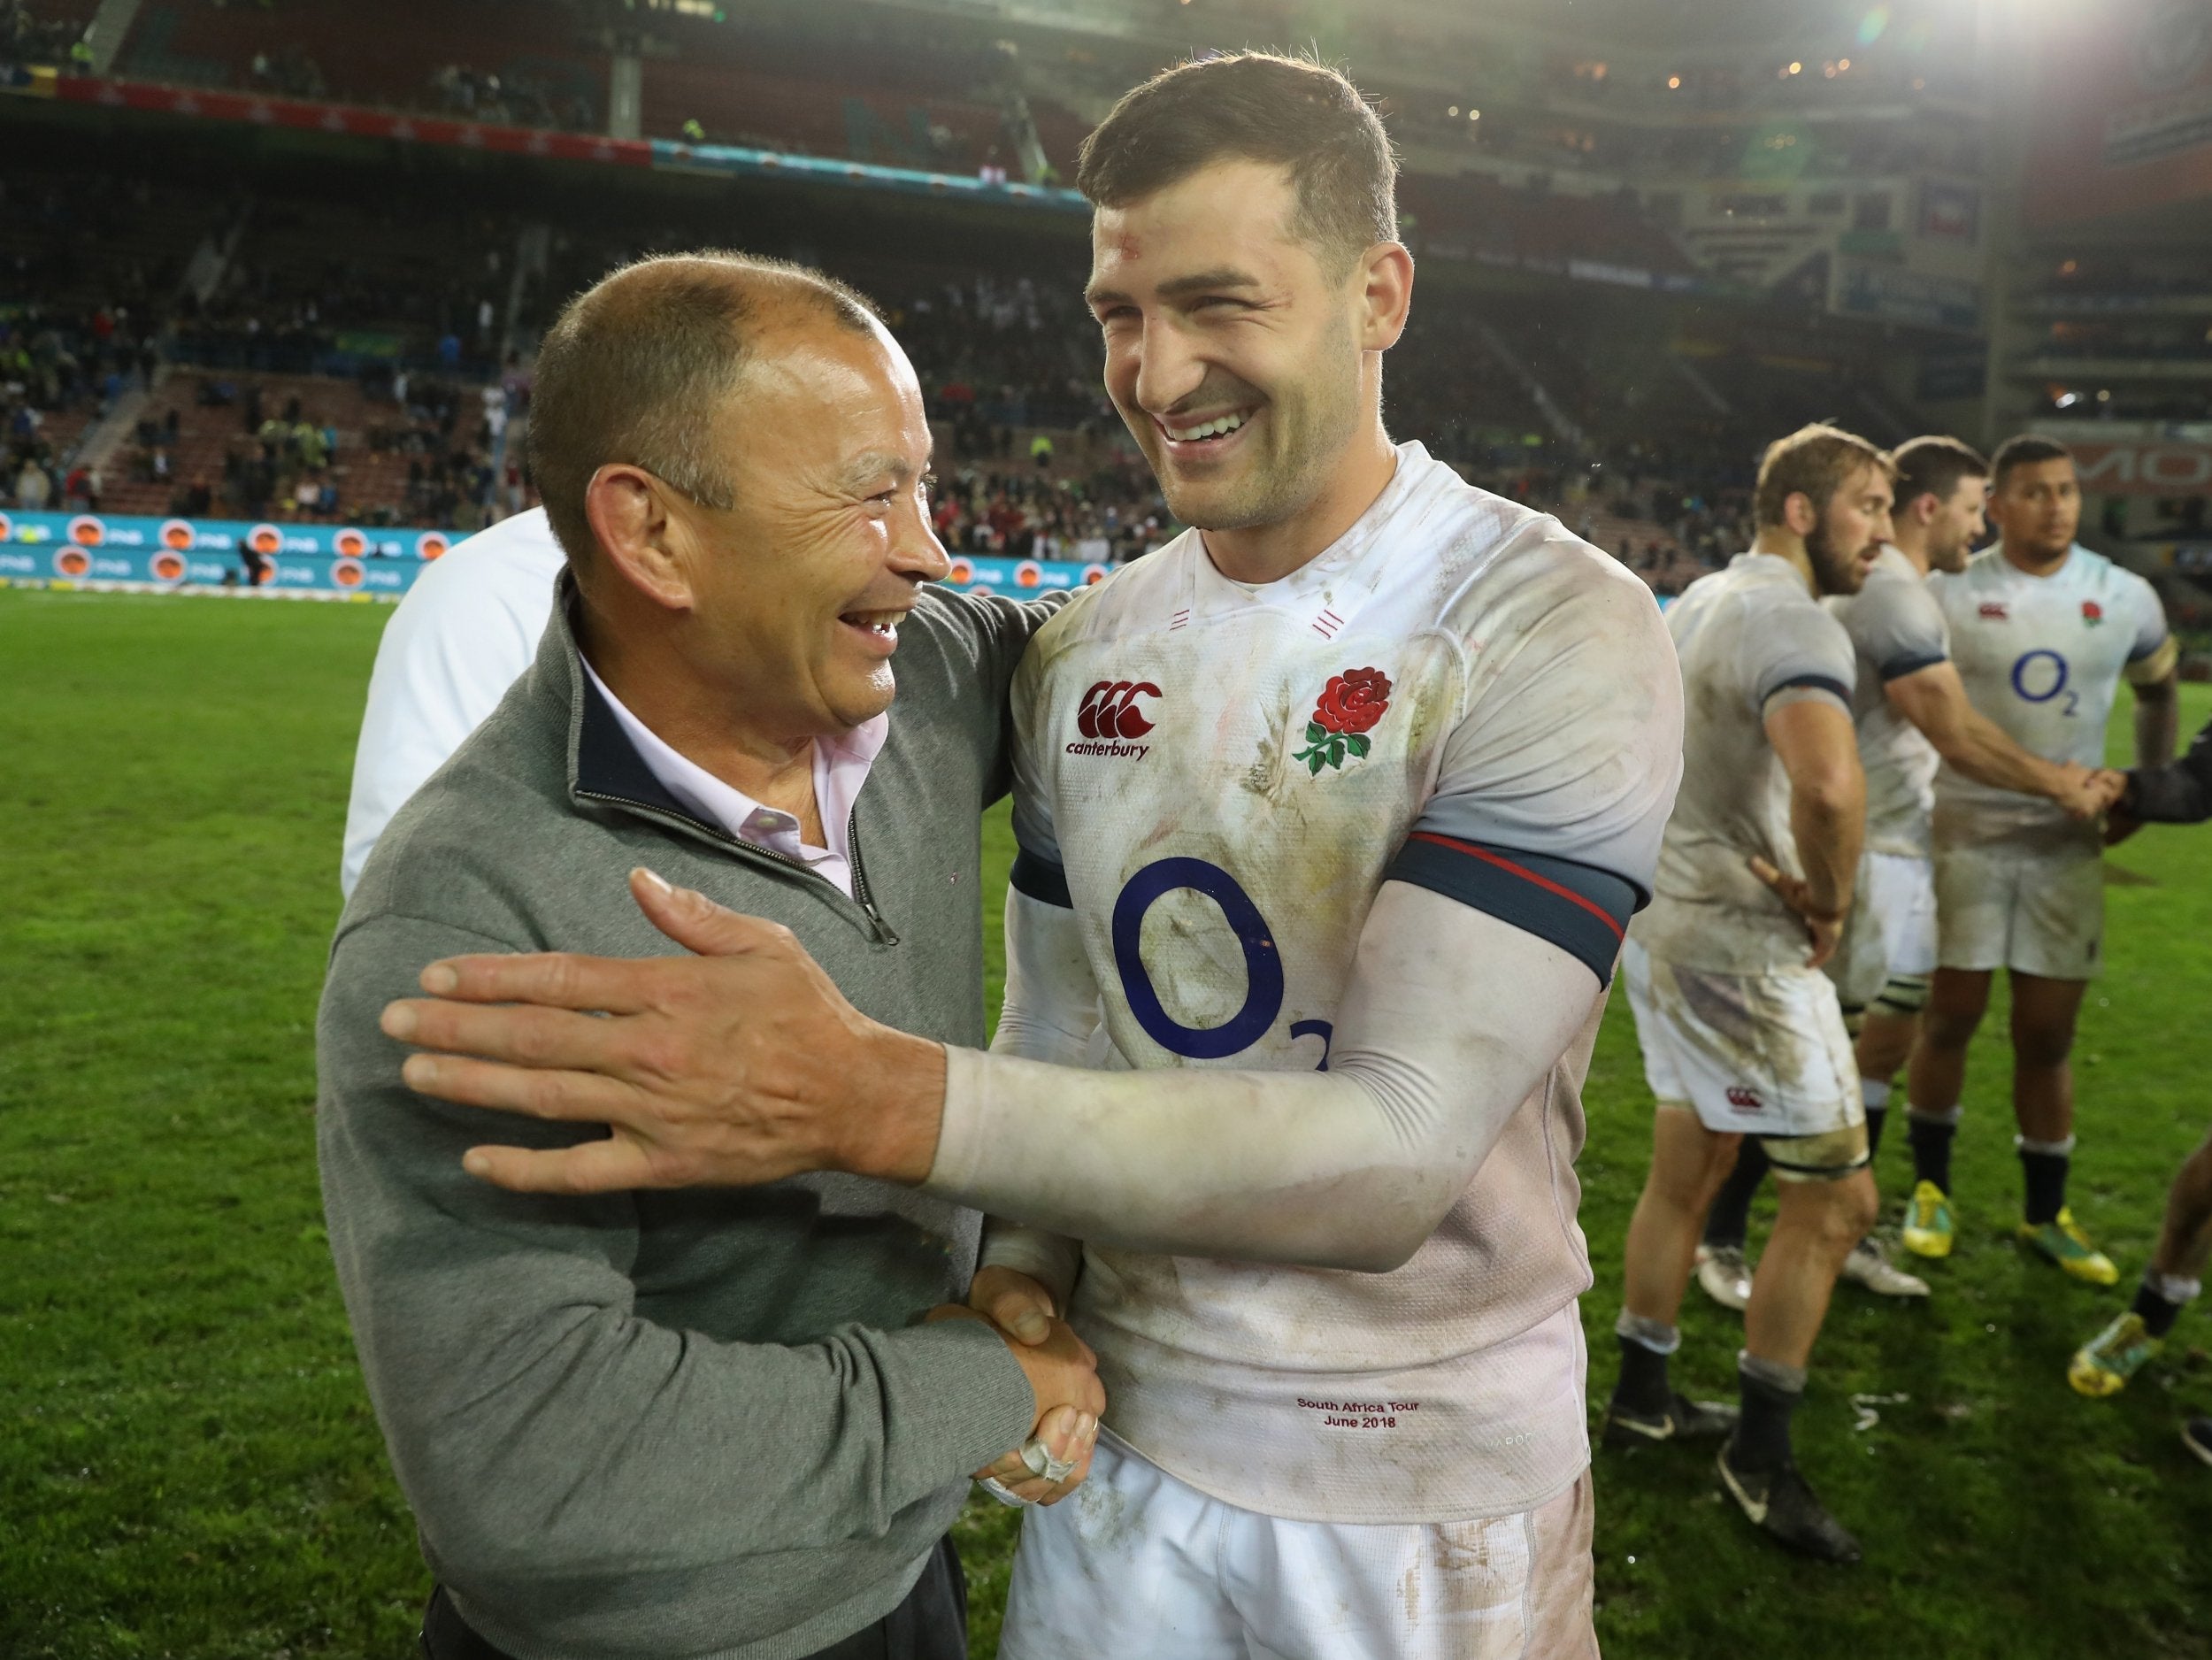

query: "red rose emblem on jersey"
left=1293, top=666, right=1392, bottom=774
left=2081, top=599, right=2103, bottom=626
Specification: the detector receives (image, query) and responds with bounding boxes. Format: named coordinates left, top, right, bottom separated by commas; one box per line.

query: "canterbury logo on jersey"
left=1725, top=1086, right=1765, bottom=1111
left=1978, top=603, right=2008, bottom=621
left=1068, top=680, right=1159, bottom=758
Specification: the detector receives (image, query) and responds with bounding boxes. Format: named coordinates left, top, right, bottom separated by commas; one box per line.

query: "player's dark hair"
left=1891, top=434, right=1988, bottom=512
left=528, top=251, right=879, bottom=568
left=1752, top=422, right=1893, bottom=531
left=1988, top=434, right=2073, bottom=491
left=1075, top=52, right=1397, bottom=278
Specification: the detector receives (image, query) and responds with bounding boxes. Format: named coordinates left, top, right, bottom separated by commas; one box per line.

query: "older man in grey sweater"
left=317, top=254, right=1099, bottom=1660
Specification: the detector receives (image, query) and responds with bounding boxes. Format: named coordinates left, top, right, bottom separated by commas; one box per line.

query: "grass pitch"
left=3, top=586, right=2209, bottom=1660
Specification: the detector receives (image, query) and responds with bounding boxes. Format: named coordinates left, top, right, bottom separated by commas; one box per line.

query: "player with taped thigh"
left=2068, top=711, right=2212, bottom=1465
left=1694, top=437, right=2117, bottom=1305
left=1902, top=435, right=2178, bottom=1279
left=386, top=53, right=1685, bottom=1660
left=1606, top=425, right=1889, bottom=1564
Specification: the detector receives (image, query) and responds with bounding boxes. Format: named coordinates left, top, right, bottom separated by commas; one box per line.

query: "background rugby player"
left=1902, top=435, right=2178, bottom=1279
left=1607, top=424, right=1892, bottom=1563
left=1694, top=435, right=2119, bottom=1307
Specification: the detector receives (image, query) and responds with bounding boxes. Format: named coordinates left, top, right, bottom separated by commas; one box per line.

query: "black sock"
left=1732, top=1361, right=1803, bottom=1473
left=1909, top=1113, right=1957, bottom=1192
left=1614, top=1334, right=1672, bottom=1417
left=2132, top=1281, right=2185, bottom=1339
left=1864, top=1104, right=1888, bottom=1161
left=1702, top=1139, right=1771, bottom=1249
left=2020, top=1148, right=2070, bottom=1226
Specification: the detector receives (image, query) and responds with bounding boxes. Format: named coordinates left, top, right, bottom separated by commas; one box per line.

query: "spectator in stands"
left=12, top=453, right=52, bottom=511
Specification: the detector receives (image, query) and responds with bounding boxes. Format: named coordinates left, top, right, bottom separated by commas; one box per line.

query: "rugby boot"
left=2069, top=1311, right=2161, bottom=1398
left=2019, top=1207, right=2119, bottom=1286
left=1601, top=1391, right=1740, bottom=1449
left=1901, top=1180, right=1954, bottom=1259
left=1716, top=1444, right=1862, bottom=1564
left=1694, top=1242, right=1753, bottom=1312
left=2185, top=1418, right=2212, bottom=1470
left=1839, top=1235, right=1929, bottom=1298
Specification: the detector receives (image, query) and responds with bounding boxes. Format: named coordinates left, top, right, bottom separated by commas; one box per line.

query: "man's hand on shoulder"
left=379, top=869, right=947, bottom=1192
left=928, top=1272, right=1103, bottom=1506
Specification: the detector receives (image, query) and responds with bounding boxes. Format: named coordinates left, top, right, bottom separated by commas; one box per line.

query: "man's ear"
left=1783, top=489, right=1819, bottom=539
left=584, top=465, right=694, bottom=611
left=1357, top=242, right=1415, bottom=353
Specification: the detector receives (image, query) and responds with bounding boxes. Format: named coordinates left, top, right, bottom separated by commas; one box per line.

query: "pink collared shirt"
left=581, top=658, right=887, bottom=900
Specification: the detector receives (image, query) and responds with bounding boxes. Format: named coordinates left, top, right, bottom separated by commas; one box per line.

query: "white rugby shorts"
left=1828, top=850, right=1938, bottom=1010
left=997, top=1435, right=1596, bottom=1660
left=1622, top=940, right=1866, bottom=1174
left=1934, top=837, right=2103, bottom=980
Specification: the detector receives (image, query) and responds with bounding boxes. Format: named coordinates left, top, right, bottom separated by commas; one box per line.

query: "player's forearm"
left=927, top=888, right=1601, bottom=1272
left=2135, top=678, right=2179, bottom=770
left=1788, top=779, right=1863, bottom=916
left=1939, top=710, right=2070, bottom=802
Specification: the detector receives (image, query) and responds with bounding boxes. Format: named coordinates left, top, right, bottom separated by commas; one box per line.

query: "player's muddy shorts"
left=1827, top=850, right=1938, bottom=1012
left=1934, top=834, right=2103, bottom=980
left=998, top=1436, right=1595, bottom=1660
left=1622, top=940, right=1868, bottom=1180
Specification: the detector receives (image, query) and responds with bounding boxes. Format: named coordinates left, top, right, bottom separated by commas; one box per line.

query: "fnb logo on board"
left=1725, top=1086, right=1765, bottom=1111
left=1068, top=679, right=1160, bottom=759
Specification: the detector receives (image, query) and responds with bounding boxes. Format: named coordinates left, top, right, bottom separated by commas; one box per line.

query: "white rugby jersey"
left=1829, top=544, right=1947, bottom=859
left=1632, top=552, right=1859, bottom=975
left=1005, top=443, right=1681, bottom=1522
left=1930, top=543, right=2170, bottom=845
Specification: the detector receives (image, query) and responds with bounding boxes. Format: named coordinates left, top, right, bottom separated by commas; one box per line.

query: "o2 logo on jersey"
left=1112, top=857, right=1332, bottom=1068
left=2011, top=649, right=2078, bottom=716
left=1078, top=679, right=1160, bottom=740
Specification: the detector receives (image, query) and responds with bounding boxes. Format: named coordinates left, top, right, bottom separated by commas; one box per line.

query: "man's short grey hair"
left=527, top=251, right=880, bottom=566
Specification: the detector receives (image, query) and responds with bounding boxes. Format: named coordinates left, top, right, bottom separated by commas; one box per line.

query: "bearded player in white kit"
left=1902, top=434, right=2178, bottom=1278
left=381, top=50, right=1684, bottom=1660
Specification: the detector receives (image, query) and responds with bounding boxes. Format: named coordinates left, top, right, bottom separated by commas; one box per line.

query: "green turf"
left=3, top=586, right=2208, bottom=1659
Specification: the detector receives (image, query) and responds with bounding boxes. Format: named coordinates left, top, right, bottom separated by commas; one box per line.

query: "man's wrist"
left=839, top=1027, right=946, bottom=1183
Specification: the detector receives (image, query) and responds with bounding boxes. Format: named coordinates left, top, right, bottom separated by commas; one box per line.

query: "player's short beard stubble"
left=1148, top=308, right=1367, bottom=534
left=1804, top=515, right=1868, bottom=600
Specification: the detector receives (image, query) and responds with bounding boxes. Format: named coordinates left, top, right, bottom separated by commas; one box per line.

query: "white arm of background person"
left=972, top=887, right=1100, bottom=1315
left=1885, top=660, right=2090, bottom=807
left=932, top=877, right=1601, bottom=1275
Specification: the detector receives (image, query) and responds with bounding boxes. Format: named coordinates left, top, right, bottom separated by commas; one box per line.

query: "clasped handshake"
left=378, top=869, right=1105, bottom=1504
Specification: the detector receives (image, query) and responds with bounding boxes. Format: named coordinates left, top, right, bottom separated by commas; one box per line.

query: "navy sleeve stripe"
left=1763, top=672, right=1852, bottom=705
left=1010, top=849, right=1073, bottom=909
left=1389, top=834, right=1640, bottom=985
left=1877, top=651, right=1947, bottom=683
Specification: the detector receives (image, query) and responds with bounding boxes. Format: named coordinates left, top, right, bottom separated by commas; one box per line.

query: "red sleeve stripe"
left=1406, top=833, right=1627, bottom=941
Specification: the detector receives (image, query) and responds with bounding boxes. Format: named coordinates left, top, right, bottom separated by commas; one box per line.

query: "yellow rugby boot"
left=2068, top=1311, right=2161, bottom=1397
left=1901, top=1180, right=1954, bottom=1259
left=2019, top=1207, right=2119, bottom=1286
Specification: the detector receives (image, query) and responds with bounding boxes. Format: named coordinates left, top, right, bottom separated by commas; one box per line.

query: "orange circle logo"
left=67, top=515, right=104, bottom=547
left=0, top=512, right=17, bottom=542
left=1014, top=561, right=1043, bottom=588
left=948, top=559, right=974, bottom=585
left=333, top=557, right=365, bottom=588
left=1082, top=563, right=1110, bottom=586
left=55, top=547, right=92, bottom=577
left=151, top=550, right=188, bottom=580
left=249, top=523, right=284, bottom=555
left=160, top=519, right=196, bottom=550
left=416, top=532, right=449, bottom=560
left=334, top=528, right=367, bottom=558
left=968, top=583, right=997, bottom=598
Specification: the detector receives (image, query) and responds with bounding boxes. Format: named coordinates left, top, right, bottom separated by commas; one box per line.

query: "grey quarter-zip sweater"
left=317, top=575, right=1052, bottom=1660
